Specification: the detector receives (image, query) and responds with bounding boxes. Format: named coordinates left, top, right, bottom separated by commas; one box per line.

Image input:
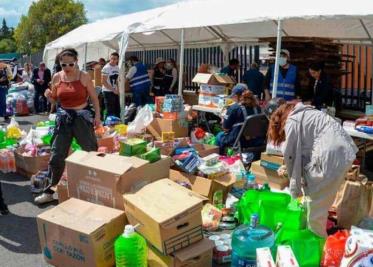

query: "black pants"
left=0, top=181, right=5, bottom=208
left=44, top=116, right=98, bottom=194
left=103, top=91, right=120, bottom=118
left=34, top=87, right=48, bottom=113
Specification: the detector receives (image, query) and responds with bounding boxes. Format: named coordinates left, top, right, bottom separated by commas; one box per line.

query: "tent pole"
left=272, top=19, right=282, bottom=98
left=178, top=28, right=185, bottom=96
left=84, top=43, right=88, bottom=71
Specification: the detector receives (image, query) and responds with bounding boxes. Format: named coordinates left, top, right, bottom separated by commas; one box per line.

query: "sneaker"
left=34, top=193, right=54, bottom=205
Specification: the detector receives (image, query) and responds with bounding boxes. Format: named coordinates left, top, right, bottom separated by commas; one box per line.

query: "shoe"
left=34, top=193, right=54, bottom=204
left=0, top=204, right=9, bottom=215
left=3, top=116, right=10, bottom=122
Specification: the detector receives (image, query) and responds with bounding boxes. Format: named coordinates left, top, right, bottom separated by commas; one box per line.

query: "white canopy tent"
left=44, top=0, right=373, bottom=115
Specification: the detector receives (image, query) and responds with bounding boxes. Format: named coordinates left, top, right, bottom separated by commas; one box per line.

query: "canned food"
left=213, top=245, right=231, bottom=264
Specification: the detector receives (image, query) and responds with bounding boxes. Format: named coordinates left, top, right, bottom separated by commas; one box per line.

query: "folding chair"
left=232, top=113, right=269, bottom=167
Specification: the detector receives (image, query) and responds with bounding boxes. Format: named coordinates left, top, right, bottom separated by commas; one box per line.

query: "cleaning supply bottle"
left=231, top=214, right=275, bottom=267
left=244, top=172, right=257, bottom=190
left=114, top=225, right=147, bottom=267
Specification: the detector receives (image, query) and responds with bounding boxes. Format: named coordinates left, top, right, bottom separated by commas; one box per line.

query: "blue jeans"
left=0, top=86, right=7, bottom=117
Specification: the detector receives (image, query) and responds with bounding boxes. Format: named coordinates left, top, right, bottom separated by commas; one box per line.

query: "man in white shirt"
left=101, top=52, right=120, bottom=118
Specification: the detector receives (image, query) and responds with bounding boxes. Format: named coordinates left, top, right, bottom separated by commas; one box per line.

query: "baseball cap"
left=264, top=97, right=286, bottom=118
left=280, top=49, right=290, bottom=58
left=229, top=83, right=248, bottom=98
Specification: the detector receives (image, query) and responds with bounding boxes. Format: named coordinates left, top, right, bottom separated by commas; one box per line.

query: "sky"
left=0, top=0, right=181, bottom=27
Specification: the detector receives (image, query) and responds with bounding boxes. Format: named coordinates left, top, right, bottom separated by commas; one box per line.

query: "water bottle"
left=114, top=225, right=147, bottom=267
left=231, top=214, right=275, bottom=267
left=244, top=172, right=257, bottom=190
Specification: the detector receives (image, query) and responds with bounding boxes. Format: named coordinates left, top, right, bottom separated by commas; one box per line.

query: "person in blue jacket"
left=126, top=56, right=152, bottom=107
left=264, top=49, right=300, bottom=101
left=216, top=83, right=263, bottom=155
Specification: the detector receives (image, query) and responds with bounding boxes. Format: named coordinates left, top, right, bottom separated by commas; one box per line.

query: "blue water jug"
left=231, top=214, right=275, bottom=267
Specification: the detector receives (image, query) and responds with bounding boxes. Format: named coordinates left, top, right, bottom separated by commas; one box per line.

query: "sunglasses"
left=61, top=62, right=76, bottom=68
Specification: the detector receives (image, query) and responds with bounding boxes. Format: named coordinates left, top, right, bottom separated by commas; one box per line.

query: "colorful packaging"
left=161, top=131, right=175, bottom=142
left=119, top=138, right=147, bottom=156
left=256, top=247, right=275, bottom=267
left=276, top=245, right=300, bottom=267
left=321, top=230, right=349, bottom=267
left=340, top=227, right=373, bottom=267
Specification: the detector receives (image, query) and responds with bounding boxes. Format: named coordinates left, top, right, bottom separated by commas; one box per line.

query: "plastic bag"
left=321, top=230, right=349, bottom=267
left=6, top=117, right=23, bottom=139
left=276, top=228, right=325, bottom=267
left=127, top=105, right=153, bottom=135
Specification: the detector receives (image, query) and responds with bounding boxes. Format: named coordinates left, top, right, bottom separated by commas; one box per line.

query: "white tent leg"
left=118, top=31, right=129, bottom=121
left=272, top=19, right=282, bottom=98
left=84, top=43, right=88, bottom=71
left=178, top=28, right=185, bottom=96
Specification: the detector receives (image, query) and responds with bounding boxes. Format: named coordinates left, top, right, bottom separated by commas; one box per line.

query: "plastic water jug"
left=114, top=225, right=147, bottom=267
left=231, top=215, right=275, bottom=267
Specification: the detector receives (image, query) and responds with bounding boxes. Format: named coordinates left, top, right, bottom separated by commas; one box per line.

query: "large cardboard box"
left=260, top=152, right=285, bottom=166
left=147, top=118, right=188, bottom=140
left=14, top=148, right=49, bottom=177
left=192, top=73, right=235, bottom=86
left=193, top=143, right=219, bottom=158
left=251, top=161, right=289, bottom=190
left=57, top=181, right=69, bottom=204
left=169, top=170, right=236, bottom=203
left=148, top=238, right=214, bottom=267
left=124, top=179, right=204, bottom=255
left=66, top=151, right=171, bottom=210
left=37, top=198, right=125, bottom=267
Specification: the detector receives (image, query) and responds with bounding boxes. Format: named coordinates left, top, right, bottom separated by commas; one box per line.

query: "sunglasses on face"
left=60, top=62, right=76, bottom=68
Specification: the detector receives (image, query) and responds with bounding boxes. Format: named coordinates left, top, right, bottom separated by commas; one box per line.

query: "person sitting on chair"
left=216, top=83, right=263, bottom=155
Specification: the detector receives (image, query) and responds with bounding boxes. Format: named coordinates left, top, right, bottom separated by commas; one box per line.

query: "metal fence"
left=127, top=45, right=260, bottom=90
left=341, top=44, right=373, bottom=111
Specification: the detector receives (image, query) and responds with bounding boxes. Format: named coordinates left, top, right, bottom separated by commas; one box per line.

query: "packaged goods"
left=276, top=245, right=300, bottom=267
left=256, top=247, right=275, bottom=267
left=321, top=230, right=349, bottom=267
left=119, top=138, right=147, bottom=156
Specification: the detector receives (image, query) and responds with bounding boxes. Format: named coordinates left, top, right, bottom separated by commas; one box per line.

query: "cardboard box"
left=14, top=148, right=50, bottom=178
left=256, top=247, right=275, bottom=267
left=162, top=132, right=175, bottom=142
left=66, top=151, right=171, bottom=210
left=97, top=136, right=115, bottom=153
left=37, top=198, right=125, bottom=267
left=169, top=169, right=236, bottom=203
left=260, top=153, right=285, bottom=166
left=147, top=118, right=188, bottom=140
left=193, top=144, right=219, bottom=158
left=148, top=238, right=214, bottom=267
left=57, top=181, right=69, bottom=204
left=124, top=179, right=204, bottom=255
left=251, top=161, right=289, bottom=190
left=276, top=245, right=300, bottom=267
left=192, top=73, right=235, bottom=86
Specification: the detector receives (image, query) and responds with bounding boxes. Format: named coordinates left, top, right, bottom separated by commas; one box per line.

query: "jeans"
left=0, top=85, right=8, bottom=117
left=103, top=91, right=120, bottom=118
left=34, top=87, right=48, bottom=113
left=44, top=111, right=98, bottom=194
left=133, top=89, right=151, bottom=107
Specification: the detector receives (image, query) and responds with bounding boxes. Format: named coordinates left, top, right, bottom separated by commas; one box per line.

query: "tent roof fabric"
left=44, top=0, right=373, bottom=65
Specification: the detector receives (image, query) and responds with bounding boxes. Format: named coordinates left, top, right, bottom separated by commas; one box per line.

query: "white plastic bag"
left=127, top=105, right=153, bottom=135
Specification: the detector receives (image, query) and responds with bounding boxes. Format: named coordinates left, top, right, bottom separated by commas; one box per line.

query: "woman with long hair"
left=216, top=83, right=263, bottom=155
left=35, top=48, right=101, bottom=204
left=268, top=102, right=357, bottom=236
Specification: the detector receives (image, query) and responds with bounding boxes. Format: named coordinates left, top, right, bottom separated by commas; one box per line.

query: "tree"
left=0, top=38, right=16, bottom=53
left=0, top=19, right=10, bottom=38
left=14, top=0, right=87, bottom=53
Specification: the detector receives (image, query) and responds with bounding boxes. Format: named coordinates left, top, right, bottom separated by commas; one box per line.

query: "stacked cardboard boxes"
left=123, top=179, right=215, bottom=266
left=192, top=73, right=234, bottom=108
left=250, top=153, right=289, bottom=190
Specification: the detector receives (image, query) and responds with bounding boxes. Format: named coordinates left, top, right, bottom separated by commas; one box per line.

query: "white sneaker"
left=34, top=193, right=54, bottom=204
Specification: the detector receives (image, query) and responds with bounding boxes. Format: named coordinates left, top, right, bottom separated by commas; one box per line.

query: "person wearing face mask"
left=125, top=56, right=151, bottom=107
left=306, top=62, right=334, bottom=110
left=163, top=58, right=178, bottom=94
left=35, top=48, right=101, bottom=204
left=264, top=49, right=300, bottom=101
left=151, top=57, right=165, bottom=97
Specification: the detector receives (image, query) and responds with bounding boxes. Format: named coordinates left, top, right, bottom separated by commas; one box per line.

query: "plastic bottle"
left=213, top=190, right=224, bottom=210
left=244, top=172, right=257, bottom=190
left=231, top=214, right=275, bottom=267
left=114, top=225, right=147, bottom=267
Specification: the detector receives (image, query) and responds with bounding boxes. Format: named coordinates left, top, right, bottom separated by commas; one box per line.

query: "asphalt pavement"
left=0, top=114, right=54, bottom=267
